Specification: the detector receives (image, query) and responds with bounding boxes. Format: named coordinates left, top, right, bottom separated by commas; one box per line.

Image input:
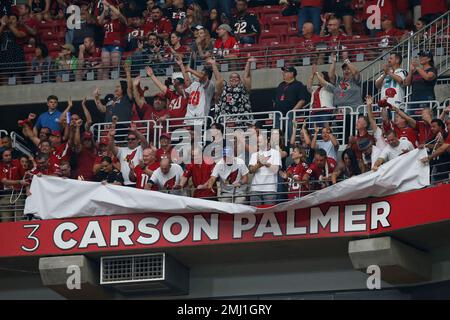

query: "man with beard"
left=303, top=148, right=337, bottom=190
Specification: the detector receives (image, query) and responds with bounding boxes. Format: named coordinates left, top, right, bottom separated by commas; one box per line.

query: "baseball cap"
left=191, top=25, right=205, bottom=31
left=160, top=132, right=171, bottom=140
left=99, top=137, right=109, bottom=145
left=281, top=66, right=297, bottom=77
left=357, top=138, right=372, bottom=151
left=217, top=24, right=232, bottom=34
left=418, top=51, right=433, bottom=58
left=104, top=94, right=115, bottom=104
left=61, top=43, right=75, bottom=53
left=82, top=131, right=93, bottom=140
left=50, top=130, right=62, bottom=137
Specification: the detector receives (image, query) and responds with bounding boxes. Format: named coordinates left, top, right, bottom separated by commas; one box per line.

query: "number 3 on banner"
left=21, top=225, right=40, bottom=252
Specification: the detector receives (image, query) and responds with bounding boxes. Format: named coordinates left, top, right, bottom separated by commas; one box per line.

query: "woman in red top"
left=97, top=0, right=127, bottom=80
left=164, top=32, right=190, bottom=62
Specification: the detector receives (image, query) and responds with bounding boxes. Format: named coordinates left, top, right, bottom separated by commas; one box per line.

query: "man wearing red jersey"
left=93, top=137, right=120, bottom=176
left=156, top=133, right=173, bottom=161
left=377, top=15, right=407, bottom=47
left=143, top=6, right=172, bottom=41
left=303, top=148, right=337, bottom=190
left=125, top=13, right=145, bottom=52
left=180, top=146, right=216, bottom=198
left=98, top=0, right=128, bottom=80
left=321, top=16, right=347, bottom=46
left=74, top=128, right=97, bottom=181
left=391, top=105, right=433, bottom=146
left=298, top=22, right=323, bottom=51
left=213, top=24, right=239, bottom=59
left=77, top=36, right=102, bottom=81
left=48, top=130, right=72, bottom=172
left=146, top=66, right=188, bottom=126
left=280, top=146, right=309, bottom=199
left=382, top=103, right=418, bottom=146
left=129, top=147, right=160, bottom=189
left=0, top=149, right=28, bottom=222
left=133, top=76, right=169, bottom=125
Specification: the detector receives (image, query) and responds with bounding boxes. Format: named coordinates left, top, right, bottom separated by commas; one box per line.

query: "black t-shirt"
left=105, top=95, right=133, bottom=123
left=274, top=80, right=310, bottom=115
left=95, top=169, right=124, bottom=184
left=232, top=13, right=261, bottom=37
left=165, top=6, right=187, bottom=30
left=411, top=67, right=437, bottom=100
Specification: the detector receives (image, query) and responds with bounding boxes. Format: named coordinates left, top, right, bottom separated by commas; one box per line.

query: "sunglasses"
left=128, top=138, right=137, bottom=141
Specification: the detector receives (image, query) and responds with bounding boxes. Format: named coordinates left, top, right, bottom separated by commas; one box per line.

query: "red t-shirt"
left=0, top=160, right=24, bottom=191
left=377, top=28, right=405, bottom=39
left=165, top=89, right=188, bottom=125
left=383, top=121, right=418, bottom=146
left=306, top=158, right=337, bottom=180
left=75, top=146, right=97, bottom=181
left=421, top=0, right=448, bottom=16
left=183, top=161, right=216, bottom=198
left=143, top=18, right=173, bottom=36
left=27, top=164, right=57, bottom=184
left=445, top=133, right=450, bottom=145
left=134, top=162, right=160, bottom=189
left=83, top=47, right=102, bottom=66
left=285, top=162, right=309, bottom=199
left=416, top=121, right=432, bottom=145
left=103, top=19, right=127, bottom=47
left=298, top=34, right=322, bottom=50
left=214, top=36, right=239, bottom=57
left=49, top=143, right=72, bottom=169
left=156, top=147, right=173, bottom=161
left=140, top=103, right=169, bottom=123
left=301, top=0, right=323, bottom=7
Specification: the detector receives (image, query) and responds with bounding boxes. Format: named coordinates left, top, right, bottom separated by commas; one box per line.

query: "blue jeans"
left=239, top=36, right=256, bottom=44
left=298, top=6, right=322, bottom=35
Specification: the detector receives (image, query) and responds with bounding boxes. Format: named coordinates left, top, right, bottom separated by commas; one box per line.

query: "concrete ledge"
left=348, top=237, right=432, bottom=284
left=39, top=255, right=115, bottom=299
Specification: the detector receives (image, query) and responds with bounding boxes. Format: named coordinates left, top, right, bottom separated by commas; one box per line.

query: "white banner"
left=25, top=148, right=430, bottom=220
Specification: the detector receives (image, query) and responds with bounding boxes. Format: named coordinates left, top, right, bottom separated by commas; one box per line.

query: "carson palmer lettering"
left=50, top=201, right=391, bottom=250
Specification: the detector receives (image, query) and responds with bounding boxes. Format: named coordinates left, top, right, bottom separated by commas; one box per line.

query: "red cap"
left=99, top=137, right=110, bottom=145
left=83, top=131, right=93, bottom=140
left=378, top=99, right=393, bottom=109
left=50, top=130, right=61, bottom=137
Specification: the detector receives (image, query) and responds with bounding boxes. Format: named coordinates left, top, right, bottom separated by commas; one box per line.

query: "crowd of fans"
left=0, top=0, right=449, bottom=84
left=0, top=0, right=449, bottom=222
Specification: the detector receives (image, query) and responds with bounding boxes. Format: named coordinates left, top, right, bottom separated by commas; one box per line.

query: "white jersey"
left=184, top=80, right=215, bottom=124
left=211, top=157, right=249, bottom=195
left=117, top=145, right=143, bottom=186
left=378, top=139, right=414, bottom=163
left=376, top=68, right=407, bottom=107
left=249, top=149, right=281, bottom=193
left=150, top=163, right=184, bottom=195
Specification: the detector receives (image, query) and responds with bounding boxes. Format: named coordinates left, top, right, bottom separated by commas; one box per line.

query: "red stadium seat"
left=38, top=20, right=53, bottom=33
left=23, top=44, right=35, bottom=54
left=258, top=31, right=280, bottom=45
left=269, top=16, right=290, bottom=34
left=47, top=42, right=61, bottom=52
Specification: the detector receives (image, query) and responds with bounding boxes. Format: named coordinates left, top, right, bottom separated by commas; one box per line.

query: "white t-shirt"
left=150, top=163, right=184, bottom=195
left=184, top=80, right=215, bottom=124
left=317, top=140, right=338, bottom=161
left=378, top=139, right=414, bottom=163
left=249, top=149, right=281, bottom=193
left=117, top=145, right=143, bottom=185
left=211, top=157, right=249, bottom=195
left=376, top=68, right=407, bottom=107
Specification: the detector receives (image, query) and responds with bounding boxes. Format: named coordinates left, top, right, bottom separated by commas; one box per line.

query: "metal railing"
left=10, top=131, right=33, bottom=158
left=286, top=106, right=352, bottom=146
left=92, top=120, right=158, bottom=147
left=358, top=10, right=450, bottom=103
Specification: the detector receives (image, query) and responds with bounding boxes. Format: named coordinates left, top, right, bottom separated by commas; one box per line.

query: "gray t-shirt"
left=105, top=95, right=133, bottom=123
left=331, top=76, right=363, bottom=112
